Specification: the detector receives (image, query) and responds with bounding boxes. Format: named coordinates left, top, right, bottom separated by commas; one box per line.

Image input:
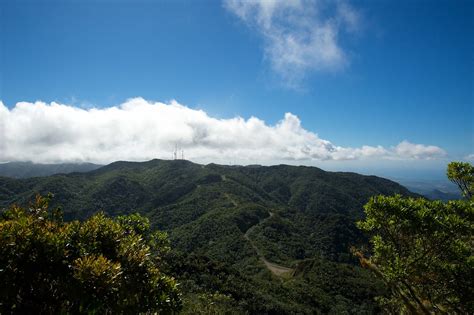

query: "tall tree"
left=447, top=161, right=474, bottom=199
left=355, top=162, right=474, bottom=314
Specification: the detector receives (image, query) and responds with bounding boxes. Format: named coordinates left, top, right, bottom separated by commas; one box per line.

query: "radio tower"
left=173, top=144, right=178, bottom=160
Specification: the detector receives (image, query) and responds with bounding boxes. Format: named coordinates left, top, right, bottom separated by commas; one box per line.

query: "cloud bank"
left=0, top=98, right=446, bottom=164
left=224, top=0, right=360, bottom=87
left=0, top=98, right=445, bottom=164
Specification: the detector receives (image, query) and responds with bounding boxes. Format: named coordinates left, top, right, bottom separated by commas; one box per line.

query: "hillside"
left=0, top=159, right=415, bottom=313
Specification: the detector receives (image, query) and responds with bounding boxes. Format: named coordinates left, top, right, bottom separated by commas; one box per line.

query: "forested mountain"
left=0, top=161, right=102, bottom=178
left=0, top=159, right=416, bottom=313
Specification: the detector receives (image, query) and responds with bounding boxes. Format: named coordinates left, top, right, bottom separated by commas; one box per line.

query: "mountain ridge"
left=0, top=159, right=417, bottom=313
left=0, top=161, right=102, bottom=178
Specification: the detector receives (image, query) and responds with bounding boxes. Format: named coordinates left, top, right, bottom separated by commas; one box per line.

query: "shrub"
left=0, top=194, right=181, bottom=314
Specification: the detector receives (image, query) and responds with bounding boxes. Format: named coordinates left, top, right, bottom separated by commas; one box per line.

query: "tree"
left=447, top=161, right=474, bottom=199
left=355, top=162, right=474, bottom=314
left=0, top=194, right=181, bottom=314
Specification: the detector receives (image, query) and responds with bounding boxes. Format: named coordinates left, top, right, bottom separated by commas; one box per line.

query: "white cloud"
left=393, top=140, right=447, bottom=160
left=465, top=153, right=474, bottom=161
left=0, top=98, right=446, bottom=164
left=224, top=0, right=360, bottom=87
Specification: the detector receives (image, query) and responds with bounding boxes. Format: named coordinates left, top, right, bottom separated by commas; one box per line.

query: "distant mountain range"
left=0, top=159, right=417, bottom=313
left=0, top=161, right=459, bottom=201
left=392, top=178, right=461, bottom=201
left=0, top=161, right=102, bottom=178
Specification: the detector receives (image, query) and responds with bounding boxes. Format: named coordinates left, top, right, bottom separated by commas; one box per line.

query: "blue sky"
left=0, top=0, right=472, bottom=177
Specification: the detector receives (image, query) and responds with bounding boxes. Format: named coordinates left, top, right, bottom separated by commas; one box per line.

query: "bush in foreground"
left=0, top=194, right=181, bottom=314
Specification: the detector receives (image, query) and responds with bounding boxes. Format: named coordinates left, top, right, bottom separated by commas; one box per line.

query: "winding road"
left=243, top=211, right=294, bottom=276
left=221, top=174, right=294, bottom=276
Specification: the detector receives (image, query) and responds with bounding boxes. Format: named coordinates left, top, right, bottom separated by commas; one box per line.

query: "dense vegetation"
left=0, top=159, right=416, bottom=313
left=356, top=162, right=473, bottom=314
left=0, top=194, right=180, bottom=314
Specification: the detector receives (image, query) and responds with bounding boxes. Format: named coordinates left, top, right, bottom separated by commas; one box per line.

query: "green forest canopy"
left=0, top=161, right=472, bottom=313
